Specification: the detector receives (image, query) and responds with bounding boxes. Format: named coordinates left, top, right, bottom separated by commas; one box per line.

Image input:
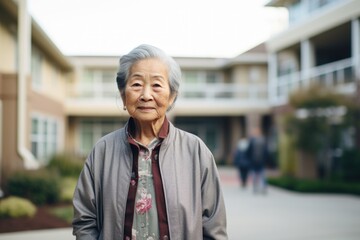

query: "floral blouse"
left=131, top=138, right=161, bottom=240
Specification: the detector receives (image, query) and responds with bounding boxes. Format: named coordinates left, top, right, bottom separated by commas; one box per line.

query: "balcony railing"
left=68, top=82, right=268, bottom=102
left=274, top=57, right=356, bottom=104
left=66, top=82, right=270, bottom=115
left=288, top=0, right=342, bottom=25
left=179, top=83, right=268, bottom=101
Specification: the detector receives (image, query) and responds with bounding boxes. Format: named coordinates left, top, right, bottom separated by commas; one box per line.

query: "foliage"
left=286, top=84, right=350, bottom=154
left=60, top=177, right=78, bottom=203
left=278, top=130, right=297, bottom=176
left=338, top=149, right=360, bottom=181
left=6, top=169, right=61, bottom=205
left=50, top=205, right=73, bottom=224
left=47, top=153, right=84, bottom=177
left=283, top=84, right=360, bottom=180
left=289, top=84, right=347, bottom=108
left=0, top=196, right=37, bottom=218
left=268, top=176, right=360, bottom=196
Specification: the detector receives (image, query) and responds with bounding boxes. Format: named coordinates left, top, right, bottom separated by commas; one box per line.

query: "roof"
left=0, top=0, right=72, bottom=71
left=265, top=0, right=296, bottom=7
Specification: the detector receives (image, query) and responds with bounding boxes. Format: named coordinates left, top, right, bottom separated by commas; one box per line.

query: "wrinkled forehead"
left=129, top=58, right=170, bottom=78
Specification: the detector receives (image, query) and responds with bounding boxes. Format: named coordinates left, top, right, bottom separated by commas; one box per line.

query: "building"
left=67, top=44, right=271, bottom=164
left=0, top=0, right=274, bottom=192
left=0, top=0, right=72, bottom=192
left=265, top=0, right=360, bottom=178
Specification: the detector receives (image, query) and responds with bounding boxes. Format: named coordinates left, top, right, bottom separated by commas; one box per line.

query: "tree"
left=285, top=84, right=354, bottom=179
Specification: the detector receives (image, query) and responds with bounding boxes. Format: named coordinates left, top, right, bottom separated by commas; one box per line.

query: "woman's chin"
left=133, top=114, right=162, bottom=123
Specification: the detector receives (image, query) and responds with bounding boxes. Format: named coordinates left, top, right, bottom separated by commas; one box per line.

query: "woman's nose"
left=141, top=85, right=153, bottom=101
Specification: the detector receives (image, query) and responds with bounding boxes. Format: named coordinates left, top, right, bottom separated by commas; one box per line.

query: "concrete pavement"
left=221, top=167, right=360, bottom=240
left=1, top=167, right=360, bottom=240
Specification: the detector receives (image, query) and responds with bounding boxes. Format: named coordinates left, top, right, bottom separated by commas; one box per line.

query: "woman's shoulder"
left=173, top=126, right=202, bottom=143
left=93, top=127, right=126, bottom=149
left=171, top=126, right=211, bottom=152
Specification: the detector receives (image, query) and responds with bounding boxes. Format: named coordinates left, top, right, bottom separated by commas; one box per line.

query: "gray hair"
left=116, top=44, right=181, bottom=111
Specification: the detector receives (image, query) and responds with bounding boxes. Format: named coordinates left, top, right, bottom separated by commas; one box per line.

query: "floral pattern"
left=131, top=138, right=161, bottom=239
left=135, top=190, right=152, bottom=214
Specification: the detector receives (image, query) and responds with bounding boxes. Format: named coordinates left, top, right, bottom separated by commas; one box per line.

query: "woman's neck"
left=133, top=118, right=164, bottom=145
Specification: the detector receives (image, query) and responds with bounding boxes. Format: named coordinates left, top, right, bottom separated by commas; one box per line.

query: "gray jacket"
left=73, top=121, right=228, bottom=240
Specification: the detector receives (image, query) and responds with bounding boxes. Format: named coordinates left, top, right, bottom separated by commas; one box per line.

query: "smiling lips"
left=137, top=106, right=155, bottom=111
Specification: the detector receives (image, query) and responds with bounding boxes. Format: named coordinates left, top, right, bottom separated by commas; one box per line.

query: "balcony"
left=273, top=57, right=357, bottom=105
left=66, top=82, right=270, bottom=116
left=286, top=0, right=342, bottom=25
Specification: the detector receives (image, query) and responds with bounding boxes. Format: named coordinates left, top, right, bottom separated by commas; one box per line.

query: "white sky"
left=28, top=0, right=288, bottom=58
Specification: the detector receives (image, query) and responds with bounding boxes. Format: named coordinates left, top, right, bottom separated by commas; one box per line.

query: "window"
left=79, top=119, right=125, bottom=155
left=183, top=71, right=198, bottom=83
left=31, top=46, right=42, bottom=90
left=249, top=67, right=261, bottom=83
left=81, top=69, right=117, bottom=98
left=206, top=72, right=217, bottom=83
left=31, top=115, right=59, bottom=164
left=183, top=71, right=222, bottom=84
left=175, top=122, right=221, bottom=158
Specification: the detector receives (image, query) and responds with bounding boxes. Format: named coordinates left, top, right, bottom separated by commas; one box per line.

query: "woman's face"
left=122, top=58, right=175, bottom=123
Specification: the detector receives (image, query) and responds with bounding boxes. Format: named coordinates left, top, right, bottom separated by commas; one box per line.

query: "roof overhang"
left=0, top=0, right=72, bottom=72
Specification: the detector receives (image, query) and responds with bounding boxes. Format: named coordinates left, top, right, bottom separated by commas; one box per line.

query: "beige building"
left=266, top=0, right=360, bottom=178
left=66, top=44, right=271, bottom=164
left=0, top=0, right=72, bottom=191
left=0, top=0, right=273, bottom=193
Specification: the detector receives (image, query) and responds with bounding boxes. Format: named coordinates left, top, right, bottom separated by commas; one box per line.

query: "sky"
left=28, top=0, right=288, bottom=58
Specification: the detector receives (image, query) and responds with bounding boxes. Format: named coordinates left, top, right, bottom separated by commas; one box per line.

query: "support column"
left=246, top=114, right=261, bottom=137
left=300, top=39, right=315, bottom=87
left=352, top=17, right=360, bottom=80
left=17, top=0, right=38, bottom=169
left=268, top=52, right=278, bottom=105
left=0, top=100, right=3, bottom=197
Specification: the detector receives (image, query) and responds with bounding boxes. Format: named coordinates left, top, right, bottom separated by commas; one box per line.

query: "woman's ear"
left=120, top=90, right=126, bottom=107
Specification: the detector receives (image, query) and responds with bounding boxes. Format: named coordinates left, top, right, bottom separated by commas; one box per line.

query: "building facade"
left=0, top=0, right=72, bottom=192
left=267, top=0, right=360, bottom=105
left=266, top=0, right=360, bottom=178
left=0, top=1, right=274, bottom=192
left=66, top=45, right=271, bottom=164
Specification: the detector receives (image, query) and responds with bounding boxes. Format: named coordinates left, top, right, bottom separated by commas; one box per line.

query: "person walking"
left=233, top=138, right=250, bottom=188
left=246, top=127, right=269, bottom=194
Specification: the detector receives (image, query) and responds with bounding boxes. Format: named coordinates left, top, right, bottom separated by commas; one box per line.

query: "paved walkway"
left=1, top=167, right=360, bottom=240
left=221, top=167, right=360, bottom=240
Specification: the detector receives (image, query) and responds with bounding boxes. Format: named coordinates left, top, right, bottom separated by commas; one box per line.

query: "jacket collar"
left=125, top=117, right=170, bottom=141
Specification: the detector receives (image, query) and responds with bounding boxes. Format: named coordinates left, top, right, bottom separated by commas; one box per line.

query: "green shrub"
left=0, top=196, right=37, bottom=218
left=50, top=205, right=73, bottom=224
left=268, top=176, right=360, bottom=195
left=340, top=149, right=360, bottom=181
left=47, top=154, right=84, bottom=177
left=6, top=169, right=61, bottom=205
left=60, top=177, right=77, bottom=203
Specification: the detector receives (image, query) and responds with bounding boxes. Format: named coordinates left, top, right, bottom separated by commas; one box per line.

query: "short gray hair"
left=116, top=44, right=181, bottom=111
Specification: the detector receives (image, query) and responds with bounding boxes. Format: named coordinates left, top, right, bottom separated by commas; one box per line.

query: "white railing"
left=273, top=57, right=356, bottom=104
left=179, top=83, right=268, bottom=100
left=68, top=82, right=269, bottom=102
left=309, top=58, right=353, bottom=86
left=69, top=82, right=119, bottom=100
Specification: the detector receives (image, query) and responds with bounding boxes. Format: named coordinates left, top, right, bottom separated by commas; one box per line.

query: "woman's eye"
left=153, top=83, right=162, bottom=88
left=131, top=83, right=142, bottom=87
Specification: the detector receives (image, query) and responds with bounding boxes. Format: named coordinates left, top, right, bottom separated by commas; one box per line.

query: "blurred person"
left=233, top=137, right=250, bottom=188
left=246, top=127, right=269, bottom=194
left=72, top=44, right=228, bottom=240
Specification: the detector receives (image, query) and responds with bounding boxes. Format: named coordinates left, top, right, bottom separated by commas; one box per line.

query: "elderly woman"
left=72, top=44, right=227, bottom=240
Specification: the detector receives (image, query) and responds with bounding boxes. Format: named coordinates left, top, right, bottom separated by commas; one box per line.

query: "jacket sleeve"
left=72, top=150, right=100, bottom=240
left=201, top=149, right=228, bottom=240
